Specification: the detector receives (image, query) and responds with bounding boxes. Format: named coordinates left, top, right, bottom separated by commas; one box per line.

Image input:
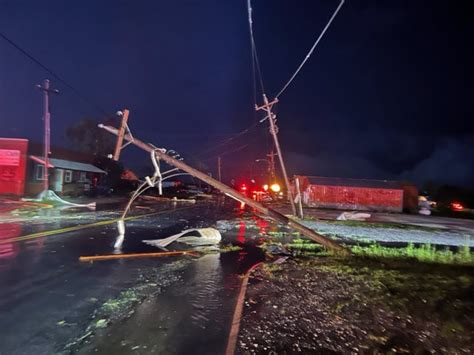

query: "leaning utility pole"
left=256, top=94, right=296, bottom=215
left=36, top=79, right=59, bottom=192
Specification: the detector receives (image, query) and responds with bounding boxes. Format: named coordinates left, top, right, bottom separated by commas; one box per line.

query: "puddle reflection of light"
left=255, top=217, right=269, bottom=235
left=237, top=221, right=246, bottom=244
left=0, top=223, right=20, bottom=260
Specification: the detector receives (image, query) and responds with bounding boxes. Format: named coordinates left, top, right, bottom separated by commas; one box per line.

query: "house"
left=292, top=176, right=418, bottom=213
left=0, top=138, right=106, bottom=197
left=27, top=155, right=106, bottom=196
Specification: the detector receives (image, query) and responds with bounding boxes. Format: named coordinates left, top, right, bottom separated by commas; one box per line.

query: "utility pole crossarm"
left=255, top=98, right=279, bottom=111
left=112, top=109, right=130, bottom=161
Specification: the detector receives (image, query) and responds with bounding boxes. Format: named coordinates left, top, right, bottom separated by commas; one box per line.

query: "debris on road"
left=79, top=250, right=199, bottom=262
left=24, top=189, right=96, bottom=209
left=336, top=211, right=371, bottom=221
left=143, top=227, right=222, bottom=249
left=139, top=195, right=196, bottom=203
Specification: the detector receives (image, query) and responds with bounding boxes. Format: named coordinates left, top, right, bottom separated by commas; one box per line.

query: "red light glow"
left=451, top=202, right=464, bottom=211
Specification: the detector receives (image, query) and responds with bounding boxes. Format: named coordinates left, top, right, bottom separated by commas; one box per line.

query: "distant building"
left=0, top=138, right=106, bottom=197
left=292, top=175, right=418, bottom=213
left=0, top=138, right=28, bottom=196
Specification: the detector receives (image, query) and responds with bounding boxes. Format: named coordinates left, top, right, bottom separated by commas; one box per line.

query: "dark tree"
left=65, top=117, right=116, bottom=157
left=66, top=117, right=125, bottom=189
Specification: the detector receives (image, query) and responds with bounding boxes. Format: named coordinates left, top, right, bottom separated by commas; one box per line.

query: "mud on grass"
left=237, top=256, right=474, bottom=354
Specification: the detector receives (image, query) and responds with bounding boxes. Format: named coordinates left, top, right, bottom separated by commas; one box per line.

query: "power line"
left=247, top=0, right=265, bottom=96
left=0, top=31, right=110, bottom=117
left=200, top=144, right=249, bottom=162
left=275, top=0, right=345, bottom=99
left=196, top=121, right=260, bottom=158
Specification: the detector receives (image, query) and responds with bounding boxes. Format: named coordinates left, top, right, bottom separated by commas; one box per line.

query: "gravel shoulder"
left=237, top=256, right=474, bottom=354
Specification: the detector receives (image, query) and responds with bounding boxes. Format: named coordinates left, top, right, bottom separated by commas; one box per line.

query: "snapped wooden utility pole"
left=256, top=94, right=297, bottom=216
left=99, top=121, right=348, bottom=254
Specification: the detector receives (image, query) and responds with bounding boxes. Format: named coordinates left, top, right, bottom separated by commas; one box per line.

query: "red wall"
left=303, top=185, right=403, bottom=212
left=0, top=138, right=29, bottom=196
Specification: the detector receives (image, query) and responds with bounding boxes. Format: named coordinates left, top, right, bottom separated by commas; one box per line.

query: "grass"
left=352, top=243, right=473, bottom=265
left=286, top=239, right=473, bottom=265
left=219, top=244, right=243, bottom=252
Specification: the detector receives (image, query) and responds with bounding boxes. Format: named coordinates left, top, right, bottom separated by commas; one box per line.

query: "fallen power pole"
left=99, top=122, right=348, bottom=254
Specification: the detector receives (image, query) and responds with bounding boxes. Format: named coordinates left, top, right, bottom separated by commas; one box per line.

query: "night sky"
left=1, top=0, right=473, bottom=187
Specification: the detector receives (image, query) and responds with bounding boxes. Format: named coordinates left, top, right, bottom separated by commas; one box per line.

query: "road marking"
left=0, top=205, right=197, bottom=245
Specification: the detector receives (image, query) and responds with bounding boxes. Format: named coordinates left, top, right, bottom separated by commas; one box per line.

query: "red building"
left=292, top=176, right=417, bottom=213
left=0, top=138, right=28, bottom=196
left=0, top=138, right=106, bottom=197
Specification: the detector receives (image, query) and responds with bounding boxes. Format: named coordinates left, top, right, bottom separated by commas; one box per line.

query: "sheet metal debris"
left=143, top=228, right=222, bottom=249
left=336, top=212, right=371, bottom=221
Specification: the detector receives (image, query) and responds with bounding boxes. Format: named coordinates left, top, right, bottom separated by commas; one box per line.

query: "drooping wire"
left=196, top=121, right=260, bottom=158
left=200, top=144, right=249, bottom=162
left=274, top=0, right=345, bottom=99
left=249, top=8, right=257, bottom=110
left=0, top=31, right=110, bottom=117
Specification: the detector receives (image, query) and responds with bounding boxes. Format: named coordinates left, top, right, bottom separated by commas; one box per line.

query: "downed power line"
left=99, top=121, right=348, bottom=254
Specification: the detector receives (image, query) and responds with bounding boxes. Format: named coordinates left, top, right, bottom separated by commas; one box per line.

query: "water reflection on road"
left=0, top=201, right=265, bottom=354
left=78, top=248, right=265, bottom=354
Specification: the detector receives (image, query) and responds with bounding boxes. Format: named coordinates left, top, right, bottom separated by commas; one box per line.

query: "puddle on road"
left=75, top=248, right=265, bottom=354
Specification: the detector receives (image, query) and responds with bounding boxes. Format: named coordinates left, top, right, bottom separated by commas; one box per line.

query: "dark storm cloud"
left=286, top=151, right=387, bottom=180
left=400, top=136, right=474, bottom=187
left=1, top=0, right=473, bottom=186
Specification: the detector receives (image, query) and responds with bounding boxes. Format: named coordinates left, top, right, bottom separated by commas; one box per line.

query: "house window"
left=79, top=171, right=87, bottom=182
left=65, top=170, right=73, bottom=183
left=35, top=164, right=44, bottom=181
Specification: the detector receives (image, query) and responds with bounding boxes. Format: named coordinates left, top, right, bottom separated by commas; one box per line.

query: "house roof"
left=298, top=176, right=403, bottom=190
left=30, top=155, right=54, bottom=168
left=28, top=142, right=96, bottom=163
left=30, top=155, right=106, bottom=174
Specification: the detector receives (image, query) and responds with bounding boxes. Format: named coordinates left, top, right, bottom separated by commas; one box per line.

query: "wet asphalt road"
left=1, top=199, right=472, bottom=354
left=0, top=201, right=263, bottom=354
